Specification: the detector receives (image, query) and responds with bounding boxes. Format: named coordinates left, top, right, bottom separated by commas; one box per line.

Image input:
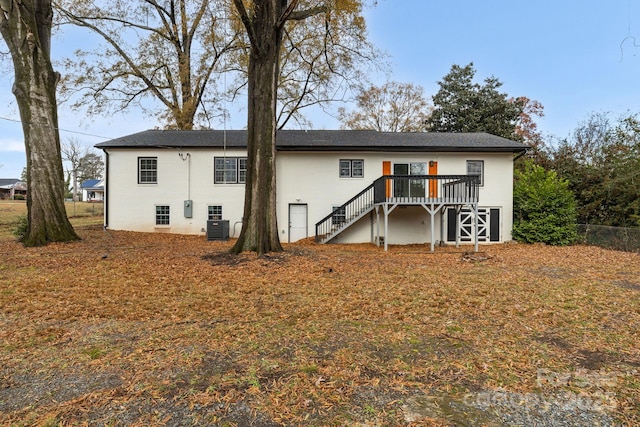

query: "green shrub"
left=13, top=214, right=28, bottom=241
left=513, top=160, right=578, bottom=245
left=13, top=194, right=25, bottom=200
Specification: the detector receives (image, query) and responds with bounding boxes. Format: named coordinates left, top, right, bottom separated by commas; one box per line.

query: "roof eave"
left=276, top=145, right=528, bottom=153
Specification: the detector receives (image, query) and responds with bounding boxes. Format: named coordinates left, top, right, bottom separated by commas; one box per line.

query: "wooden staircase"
left=315, top=175, right=480, bottom=244
left=315, top=180, right=380, bottom=243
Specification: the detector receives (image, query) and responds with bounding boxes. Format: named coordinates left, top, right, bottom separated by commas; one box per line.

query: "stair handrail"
left=315, top=174, right=480, bottom=242
left=315, top=177, right=384, bottom=242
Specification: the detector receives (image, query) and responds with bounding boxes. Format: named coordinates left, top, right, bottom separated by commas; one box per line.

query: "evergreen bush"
left=513, top=161, right=578, bottom=245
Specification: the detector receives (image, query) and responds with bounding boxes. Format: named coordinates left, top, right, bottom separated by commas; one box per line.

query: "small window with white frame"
left=208, top=205, right=223, bottom=220
left=138, top=157, right=158, bottom=184
left=466, top=160, right=484, bottom=186
left=339, top=159, right=364, bottom=178
left=332, top=205, right=346, bottom=225
left=155, top=205, right=170, bottom=226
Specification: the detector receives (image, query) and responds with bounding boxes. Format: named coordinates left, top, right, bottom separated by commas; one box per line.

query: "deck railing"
left=315, top=175, right=479, bottom=243
left=315, top=181, right=377, bottom=243
left=376, top=174, right=480, bottom=204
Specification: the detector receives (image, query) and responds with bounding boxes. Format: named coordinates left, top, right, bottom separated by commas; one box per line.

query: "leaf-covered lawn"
left=0, top=226, right=638, bottom=426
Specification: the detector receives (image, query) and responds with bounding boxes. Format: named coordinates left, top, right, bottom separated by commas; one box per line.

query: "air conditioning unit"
left=207, top=220, right=229, bottom=241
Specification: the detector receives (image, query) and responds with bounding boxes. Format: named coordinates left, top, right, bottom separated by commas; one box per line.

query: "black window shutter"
left=490, top=208, right=500, bottom=242
left=447, top=208, right=457, bottom=241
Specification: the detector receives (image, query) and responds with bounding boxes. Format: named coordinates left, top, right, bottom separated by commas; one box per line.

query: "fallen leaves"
left=0, top=227, right=639, bottom=425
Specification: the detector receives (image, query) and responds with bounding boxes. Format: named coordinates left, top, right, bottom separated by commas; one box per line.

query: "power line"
left=0, top=115, right=112, bottom=140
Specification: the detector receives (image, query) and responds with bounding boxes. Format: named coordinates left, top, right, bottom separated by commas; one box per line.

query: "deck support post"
left=421, top=203, right=444, bottom=253
left=455, top=206, right=461, bottom=248
left=384, top=204, right=389, bottom=251
left=375, top=205, right=380, bottom=247
left=382, top=203, right=399, bottom=252
left=430, top=206, right=435, bottom=252
left=440, top=209, right=445, bottom=247
left=473, top=202, right=479, bottom=252
left=370, top=211, right=374, bottom=244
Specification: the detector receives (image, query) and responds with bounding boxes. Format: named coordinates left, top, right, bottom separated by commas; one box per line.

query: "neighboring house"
left=80, top=179, right=105, bottom=202
left=95, top=130, right=527, bottom=250
left=0, top=179, right=27, bottom=200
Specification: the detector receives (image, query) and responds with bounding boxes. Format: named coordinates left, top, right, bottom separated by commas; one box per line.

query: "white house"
left=80, top=179, right=105, bottom=202
left=0, top=179, right=27, bottom=200
left=95, top=130, right=527, bottom=250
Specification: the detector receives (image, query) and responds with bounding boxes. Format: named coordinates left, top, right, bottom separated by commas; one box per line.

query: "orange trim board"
left=382, top=161, right=391, bottom=198
left=428, top=161, right=438, bottom=197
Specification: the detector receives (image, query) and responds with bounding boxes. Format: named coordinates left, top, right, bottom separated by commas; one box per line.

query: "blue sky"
left=2, top=0, right=640, bottom=179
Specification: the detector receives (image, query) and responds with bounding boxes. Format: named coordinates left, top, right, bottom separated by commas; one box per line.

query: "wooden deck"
left=316, top=175, right=481, bottom=251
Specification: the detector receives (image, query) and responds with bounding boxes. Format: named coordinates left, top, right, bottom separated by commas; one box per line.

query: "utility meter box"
left=184, top=200, right=193, bottom=218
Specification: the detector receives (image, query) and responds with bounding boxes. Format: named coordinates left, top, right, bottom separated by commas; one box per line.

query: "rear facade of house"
left=95, top=130, right=526, bottom=247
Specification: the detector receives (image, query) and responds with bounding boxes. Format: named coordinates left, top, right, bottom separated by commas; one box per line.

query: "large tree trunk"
left=231, top=0, right=287, bottom=255
left=231, top=0, right=326, bottom=255
left=231, top=49, right=282, bottom=254
left=0, top=0, right=79, bottom=246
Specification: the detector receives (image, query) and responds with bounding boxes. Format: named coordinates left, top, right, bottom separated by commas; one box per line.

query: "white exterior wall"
left=438, top=152, right=515, bottom=242
left=82, top=188, right=104, bottom=202
left=277, top=151, right=514, bottom=244
left=105, top=148, right=247, bottom=236
left=105, top=148, right=514, bottom=243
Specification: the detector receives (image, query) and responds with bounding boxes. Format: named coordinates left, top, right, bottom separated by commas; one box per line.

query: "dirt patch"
left=203, top=247, right=311, bottom=266
left=0, top=369, right=122, bottom=413
left=614, top=279, right=640, bottom=291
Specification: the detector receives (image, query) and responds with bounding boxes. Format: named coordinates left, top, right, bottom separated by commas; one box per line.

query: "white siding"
left=105, top=148, right=246, bottom=236
left=277, top=151, right=514, bottom=244
left=105, top=148, right=515, bottom=243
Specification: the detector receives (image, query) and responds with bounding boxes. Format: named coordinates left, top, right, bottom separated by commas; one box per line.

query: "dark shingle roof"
left=0, top=178, right=21, bottom=187
left=95, top=130, right=527, bottom=153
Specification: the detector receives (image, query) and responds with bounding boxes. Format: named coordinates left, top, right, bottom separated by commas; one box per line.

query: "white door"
left=289, top=204, right=308, bottom=242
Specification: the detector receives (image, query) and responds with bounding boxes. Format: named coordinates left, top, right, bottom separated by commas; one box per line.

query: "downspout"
left=513, top=150, right=528, bottom=162
left=103, top=149, right=109, bottom=229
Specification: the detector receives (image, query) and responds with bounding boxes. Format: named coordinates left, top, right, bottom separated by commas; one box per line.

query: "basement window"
left=155, top=205, right=170, bottom=226
left=332, top=206, right=346, bottom=225
left=208, top=205, right=223, bottom=221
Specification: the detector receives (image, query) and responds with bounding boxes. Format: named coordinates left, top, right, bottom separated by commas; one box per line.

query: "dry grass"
left=0, top=200, right=103, bottom=239
left=0, top=225, right=639, bottom=426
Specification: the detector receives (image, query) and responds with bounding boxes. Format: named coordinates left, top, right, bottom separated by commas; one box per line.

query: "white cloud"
left=0, top=139, right=25, bottom=152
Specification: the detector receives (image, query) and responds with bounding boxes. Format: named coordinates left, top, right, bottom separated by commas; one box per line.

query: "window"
left=138, top=157, right=158, bottom=184
left=208, top=205, right=223, bottom=221
left=155, top=205, right=170, bottom=226
left=466, top=160, right=484, bottom=186
left=332, top=206, right=346, bottom=225
left=339, top=159, right=364, bottom=178
left=238, top=158, right=247, bottom=183
left=214, top=157, right=247, bottom=184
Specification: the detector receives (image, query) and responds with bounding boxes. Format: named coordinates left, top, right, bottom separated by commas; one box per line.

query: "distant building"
left=0, top=179, right=27, bottom=200
left=80, top=179, right=105, bottom=202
